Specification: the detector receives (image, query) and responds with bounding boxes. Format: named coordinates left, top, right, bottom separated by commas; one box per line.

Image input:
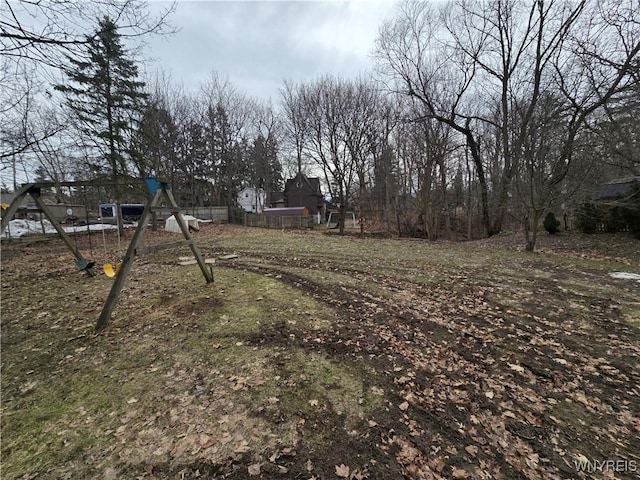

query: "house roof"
left=269, top=191, right=285, bottom=203
left=238, top=186, right=265, bottom=194
left=285, top=172, right=322, bottom=196
left=597, top=176, right=640, bottom=200
left=263, top=207, right=308, bottom=216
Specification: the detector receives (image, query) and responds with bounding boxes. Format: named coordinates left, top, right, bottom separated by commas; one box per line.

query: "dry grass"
left=1, top=225, right=639, bottom=479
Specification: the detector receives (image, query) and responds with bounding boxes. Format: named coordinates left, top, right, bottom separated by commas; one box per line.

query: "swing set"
left=64, top=197, right=121, bottom=276
left=0, top=177, right=214, bottom=331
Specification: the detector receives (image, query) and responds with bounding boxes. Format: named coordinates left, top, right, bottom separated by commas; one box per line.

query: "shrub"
left=621, top=182, right=640, bottom=238
left=603, top=206, right=627, bottom=233
left=543, top=212, right=561, bottom=234
left=575, top=202, right=601, bottom=234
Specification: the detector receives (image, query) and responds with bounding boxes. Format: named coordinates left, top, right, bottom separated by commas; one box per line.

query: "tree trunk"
left=524, top=209, right=540, bottom=252
left=338, top=203, right=346, bottom=236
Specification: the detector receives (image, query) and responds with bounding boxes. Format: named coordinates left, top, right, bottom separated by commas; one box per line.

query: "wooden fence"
left=231, top=209, right=315, bottom=229
left=154, top=206, right=229, bottom=222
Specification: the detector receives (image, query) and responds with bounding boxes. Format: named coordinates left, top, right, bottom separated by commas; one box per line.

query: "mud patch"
left=172, top=295, right=224, bottom=315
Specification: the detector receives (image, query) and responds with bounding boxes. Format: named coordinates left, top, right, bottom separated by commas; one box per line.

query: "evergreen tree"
left=249, top=134, right=283, bottom=198
left=135, top=100, right=179, bottom=179
left=55, top=16, right=148, bottom=179
left=543, top=212, right=561, bottom=235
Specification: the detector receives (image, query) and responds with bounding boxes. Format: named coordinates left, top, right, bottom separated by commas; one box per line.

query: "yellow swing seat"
left=103, top=262, right=122, bottom=278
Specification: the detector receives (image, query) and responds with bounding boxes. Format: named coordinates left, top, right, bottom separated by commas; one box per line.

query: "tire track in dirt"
left=220, top=251, right=640, bottom=479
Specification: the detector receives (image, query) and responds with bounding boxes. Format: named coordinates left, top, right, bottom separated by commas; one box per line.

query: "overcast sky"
left=145, top=0, right=397, bottom=102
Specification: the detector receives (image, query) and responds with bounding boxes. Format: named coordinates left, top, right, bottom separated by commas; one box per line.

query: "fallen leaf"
left=484, top=390, right=494, bottom=399
left=526, top=453, right=540, bottom=468
left=399, top=401, right=409, bottom=411
left=352, top=469, right=366, bottom=480
left=335, top=464, right=350, bottom=478
left=103, top=467, right=118, bottom=480
left=508, top=363, right=525, bottom=373
left=267, top=396, right=279, bottom=404
left=234, top=441, right=250, bottom=453
left=452, top=467, right=468, bottom=479
left=248, top=463, right=261, bottom=476
left=465, top=445, right=478, bottom=456
left=370, top=386, right=384, bottom=396
left=19, top=381, right=37, bottom=394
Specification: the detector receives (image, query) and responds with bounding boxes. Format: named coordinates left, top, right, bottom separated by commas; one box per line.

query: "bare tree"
left=369, top=97, right=400, bottom=230
left=393, top=99, right=458, bottom=240
left=588, top=86, right=640, bottom=177
left=513, top=92, right=568, bottom=250
left=0, top=62, right=68, bottom=187
left=1, top=0, right=175, bottom=69
left=340, top=77, right=384, bottom=224
left=280, top=79, right=310, bottom=176
left=251, top=102, right=283, bottom=202
left=298, top=76, right=356, bottom=235
left=199, top=71, right=255, bottom=206
left=0, top=0, right=175, bottom=187
left=376, top=0, right=640, bottom=249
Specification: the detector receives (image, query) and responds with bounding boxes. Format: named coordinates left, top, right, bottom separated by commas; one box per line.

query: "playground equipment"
left=100, top=201, right=123, bottom=278
left=0, top=177, right=214, bottom=331
left=103, top=262, right=121, bottom=277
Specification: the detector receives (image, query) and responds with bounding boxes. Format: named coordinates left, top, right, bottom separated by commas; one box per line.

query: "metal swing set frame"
left=0, top=177, right=213, bottom=332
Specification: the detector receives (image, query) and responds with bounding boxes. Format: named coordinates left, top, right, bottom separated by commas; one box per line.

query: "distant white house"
left=237, top=187, right=266, bottom=213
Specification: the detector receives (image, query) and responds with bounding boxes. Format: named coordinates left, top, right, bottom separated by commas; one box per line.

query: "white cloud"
left=145, top=0, right=396, bottom=100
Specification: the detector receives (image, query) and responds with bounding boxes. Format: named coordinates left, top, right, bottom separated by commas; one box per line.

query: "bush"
left=543, top=212, right=561, bottom=234
left=622, top=182, right=640, bottom=238
left=603, top=206, right=627, bottom=233
left=575, top=202, right=601, bottom=234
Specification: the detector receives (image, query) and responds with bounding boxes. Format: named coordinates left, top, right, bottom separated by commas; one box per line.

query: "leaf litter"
left=1, top=225, right=639, bottom=479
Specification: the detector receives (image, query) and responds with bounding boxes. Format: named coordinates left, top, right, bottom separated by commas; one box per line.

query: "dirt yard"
left=1, top=224, right=639, bottom=479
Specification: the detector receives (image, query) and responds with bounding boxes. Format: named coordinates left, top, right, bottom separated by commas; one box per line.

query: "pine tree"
left=249, top=134, right=283, bottom=199
left=55, top=16, right=148, bottom=179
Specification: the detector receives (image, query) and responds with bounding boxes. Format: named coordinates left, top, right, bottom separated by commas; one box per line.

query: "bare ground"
left=1, top=224, right=639, bottom=479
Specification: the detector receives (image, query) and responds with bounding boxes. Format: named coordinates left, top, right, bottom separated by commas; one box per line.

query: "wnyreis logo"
left=574, top=457, right=637, bottom=473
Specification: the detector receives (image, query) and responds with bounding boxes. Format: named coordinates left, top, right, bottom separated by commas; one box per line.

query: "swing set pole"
left=0, top=176, right=213, bottom=332
left=31, top=189, right=96, bottom=276
left=95, top=189, right=157, bottom=331
left=95, top=179, right=213, bottom=331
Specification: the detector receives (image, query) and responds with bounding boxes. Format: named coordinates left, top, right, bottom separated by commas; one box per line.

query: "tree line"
left=1, top=0, right=638, bottom=250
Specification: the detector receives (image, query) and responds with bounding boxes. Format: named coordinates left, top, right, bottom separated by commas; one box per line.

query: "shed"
left=165, top=214, right=200, bottom=233
left=263, top=207, right=309, bottom=216
left=100, top=203, right=145, bottom=221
